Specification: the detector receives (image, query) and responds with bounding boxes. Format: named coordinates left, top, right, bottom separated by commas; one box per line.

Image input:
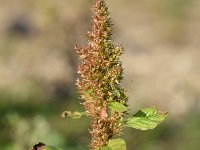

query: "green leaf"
left=107, top=138, right=126, bottom=150
left=108, top=102, right=127, bottom=112
left=44, top=145, right=63, bottom=150
left=85, top=89, right=93, bottom=94
left=61, top=111, right=85, bottom=119
left=100, top=146, right=112, bottom=150
left=126, top=107, right=168, bottom=130
left=85, top=89, right=93, bottom=97
left=83, top=89, right=93, bottom=101
left=101, top=138, right=126, bottom=150
left=114, top=88, right=121, bottom=97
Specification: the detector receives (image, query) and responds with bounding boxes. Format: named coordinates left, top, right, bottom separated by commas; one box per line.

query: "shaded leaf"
left=32, top=142, right=45, bottom=150
left=126, top=107, right=168, bottom=130
left=114, top=89, right=121, bottom=97
left=31, top=143, right=63, bottom=150
left=85, top=89, right=93, bottom=95
left=100, top=146, right=112, bottom=150
left=61, top=111, right=85, bottom=119
left=108, top=102, right=127, bottom=112
left=44, top=145, right=63, bottom=150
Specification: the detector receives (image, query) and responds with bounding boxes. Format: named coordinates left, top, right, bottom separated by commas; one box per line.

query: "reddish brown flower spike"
left=76, top=0, right=128, bottom=149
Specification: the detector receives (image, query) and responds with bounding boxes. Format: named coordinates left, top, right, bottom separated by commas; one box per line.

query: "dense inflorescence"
left=75, top=0, right=128, bottom=149
left=30, top=1, right=167, bottom=150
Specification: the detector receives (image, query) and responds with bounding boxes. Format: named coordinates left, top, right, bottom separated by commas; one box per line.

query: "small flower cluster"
left=75, top=0, right=128, bottom=149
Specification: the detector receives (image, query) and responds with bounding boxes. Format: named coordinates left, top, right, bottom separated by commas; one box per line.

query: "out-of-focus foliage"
left=0, top=0, right=200, bottom=150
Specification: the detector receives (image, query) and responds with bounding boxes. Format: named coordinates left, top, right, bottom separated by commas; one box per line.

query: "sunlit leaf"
left=61, top=111, right=85, bottom=119
left=126, top=107, right=168, bottom=130
left=100, top=138, right=126, bottom=150
left=108, top=102, right=127, bottom=112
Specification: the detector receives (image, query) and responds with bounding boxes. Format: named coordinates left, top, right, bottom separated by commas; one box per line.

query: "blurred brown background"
left=0, top=0, right=200, bottom=150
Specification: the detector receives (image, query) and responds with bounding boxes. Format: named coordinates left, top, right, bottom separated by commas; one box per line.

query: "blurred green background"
left=0, top=0, right=200, bottom=149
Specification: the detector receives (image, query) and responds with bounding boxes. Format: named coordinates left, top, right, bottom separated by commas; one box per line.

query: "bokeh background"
left=0, top=0, right=200, bottom=149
